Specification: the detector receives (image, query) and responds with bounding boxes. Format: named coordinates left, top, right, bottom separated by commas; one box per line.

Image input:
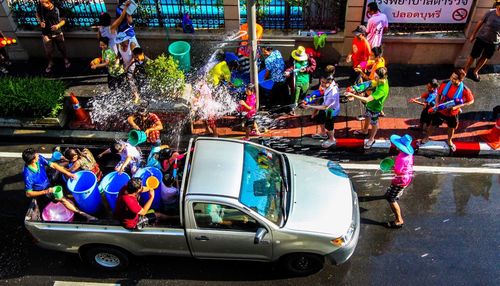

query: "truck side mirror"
left=254, top=227, right=268, bottom=244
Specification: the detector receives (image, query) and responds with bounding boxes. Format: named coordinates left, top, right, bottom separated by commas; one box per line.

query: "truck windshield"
left=239, top=144, right=285, bottom=225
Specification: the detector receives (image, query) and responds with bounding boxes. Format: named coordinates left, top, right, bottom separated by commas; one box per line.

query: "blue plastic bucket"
left=67, top=170, right=102, bottom=214
left=168, top=41, right=191, bottom=72
left=134, top=167, right=162, bottom=210
left=128, top=130, right=147, bottom=146
left=99, top=171, right=130, bottom=212
left=258, top=69, right=274, bottom=90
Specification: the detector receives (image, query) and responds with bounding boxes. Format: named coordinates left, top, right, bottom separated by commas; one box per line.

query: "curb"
left=0, top=128, right=498, bottom=157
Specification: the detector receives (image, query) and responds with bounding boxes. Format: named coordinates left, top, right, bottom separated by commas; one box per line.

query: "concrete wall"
left=3, top=0, right=500, bottom=66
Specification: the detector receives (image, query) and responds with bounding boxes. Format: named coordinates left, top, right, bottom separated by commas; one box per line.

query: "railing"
left=134, top=0, right=225, bottom=29
left=240, top=0, right=346, bottom=31
left=8, top=0, right=106, bottom=29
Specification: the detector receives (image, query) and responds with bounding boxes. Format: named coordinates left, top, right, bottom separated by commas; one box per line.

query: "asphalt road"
left=0, top=143, right=498, bottom=286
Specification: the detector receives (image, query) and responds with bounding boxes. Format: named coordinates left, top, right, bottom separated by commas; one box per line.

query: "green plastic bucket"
left=379, top=158, right=395, bottom=172
left=128, top=130, right=147, bottom=146
left=168, top=41, right=191, bottom=72
left=53, top=185, right=64, bottom=199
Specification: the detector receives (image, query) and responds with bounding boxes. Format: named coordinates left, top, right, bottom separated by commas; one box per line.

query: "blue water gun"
left=346, top=80, right=372, bottom=94
left=429, top=98, right=463, bottom=113
left=302, top=90, right=323, bottom=105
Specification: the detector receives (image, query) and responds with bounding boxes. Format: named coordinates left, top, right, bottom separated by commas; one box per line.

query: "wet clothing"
left=264, top=50, right=286, bottom=83
left=102, top=48, right=124, bottom=78
left=114, top=192, right=142, bottom=229
left=37, top=4, right=63, bottom=36
left=240, top=93, right=257, bottom=119
left=366, top=11, right=388, bottom=48
left=68, top=149, right=102, bottom=181
left=385, top=184, right=407, bottom=203
left=366, top=79, right=389, bottom=113
left=209, top=61, right=231, bottom=86
left=470, top=37, right=498, bottom=59
left=419, top=89, right=437, bottom=125
left=116, top=142, right=142, bottom=174
left=23, top=155, right=51, bottom=192
left=99, top=26, right=118, bottom=54
left=431, top=112, right=459, bottom=129
left=116, top=7, right=136, bottom=40
left=391, top=152, right=414, bottom=187
left=135, top=113, right=162, bottom=143
left=118, top=41, right=133, bottom=70
left=366, top=57, right=386, bottom=80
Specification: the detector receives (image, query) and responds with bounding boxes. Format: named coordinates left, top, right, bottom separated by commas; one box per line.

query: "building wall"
left=2, top=0, right=500, bottom=66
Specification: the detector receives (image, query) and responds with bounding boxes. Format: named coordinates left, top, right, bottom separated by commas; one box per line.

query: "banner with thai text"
left=363, top=0, right=474, bottom=24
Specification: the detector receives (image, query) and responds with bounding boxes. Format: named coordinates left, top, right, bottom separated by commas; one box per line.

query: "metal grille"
left=134, top=0, right=225, bottom=29
left=388, top=23, right=466, bottom=34
left=240, top=0, right=346, bottom=31
left=8, top=0, right=106, bottom=28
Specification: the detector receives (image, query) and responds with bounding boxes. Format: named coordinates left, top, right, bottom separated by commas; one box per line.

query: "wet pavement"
left=0, top=142, right=499, bottom=285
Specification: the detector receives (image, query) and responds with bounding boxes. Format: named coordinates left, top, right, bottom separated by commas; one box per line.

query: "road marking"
left=340, top=163, right=500, bottom=174
left=54, top=282, right=120, bottom=286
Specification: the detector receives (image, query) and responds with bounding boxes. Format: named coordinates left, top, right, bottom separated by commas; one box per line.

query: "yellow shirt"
left=209, top=61, right=231, bottom=86
left=367, top=57, right=386, bottom=80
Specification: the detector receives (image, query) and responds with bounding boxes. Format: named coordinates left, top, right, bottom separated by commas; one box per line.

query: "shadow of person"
left=360, top=217, right=386, bottom=227
left=358, top=195, right=386, bottom=202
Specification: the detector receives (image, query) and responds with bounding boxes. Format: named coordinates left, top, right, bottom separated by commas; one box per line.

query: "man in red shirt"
left=346, top=25, right=371, bottom=82
left=127, top=107, right=163, bottom=145
left=421, top=69, right=474, bottom=152
left=114, top=177, right=158, bottom=229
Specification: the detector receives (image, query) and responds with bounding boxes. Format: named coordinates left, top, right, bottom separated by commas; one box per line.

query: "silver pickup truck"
left=25, top=137, right=359, bottom=276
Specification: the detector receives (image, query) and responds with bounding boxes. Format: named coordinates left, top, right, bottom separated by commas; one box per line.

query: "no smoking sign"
left=452, top=8, right=468, bottom=22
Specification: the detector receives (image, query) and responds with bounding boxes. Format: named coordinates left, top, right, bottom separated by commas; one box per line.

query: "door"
left=186, top=202, right=272, bottom=261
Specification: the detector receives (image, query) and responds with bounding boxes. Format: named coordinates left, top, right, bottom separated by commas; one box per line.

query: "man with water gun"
left=420, top=69, right=475, bottom=152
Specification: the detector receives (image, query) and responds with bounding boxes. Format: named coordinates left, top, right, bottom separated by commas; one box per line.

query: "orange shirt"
left=351, top=37, right=371, bottom=68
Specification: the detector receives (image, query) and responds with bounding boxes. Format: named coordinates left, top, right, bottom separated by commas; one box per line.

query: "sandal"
left=312, top=133, right=328, bottom=139
left=45, top=64, right=53, bottom=73
left=386, top=221, right=404, bottom=229
left=353, top=130, right=368, bottom=136
left=364, top=140, right=375, bottom=149
left=447, top=142, right=457, bottom=152
left=321, top=139, right=337, bottom=148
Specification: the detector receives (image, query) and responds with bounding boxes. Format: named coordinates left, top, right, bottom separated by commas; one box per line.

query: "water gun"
left=90, top=57, right=102, bottom=66
left=346, top=80, right=372, bottom=94
left=429, top=98, right=463, bottom=113
left=0, top=37, right=17, bottom=48
left=302, top=89, right=323, bottom=105
left=172, top=158, right=178, bottom=179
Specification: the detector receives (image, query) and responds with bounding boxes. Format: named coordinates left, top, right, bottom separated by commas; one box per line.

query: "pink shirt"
left=242, top=93, right=256, bottom=119
left=392, top=152, right=414, bottom=187
left=366, top=12, right=388, bottom=48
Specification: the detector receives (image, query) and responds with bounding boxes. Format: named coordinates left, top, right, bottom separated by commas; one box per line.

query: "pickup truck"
left=25, top=137, right=360, bottom=276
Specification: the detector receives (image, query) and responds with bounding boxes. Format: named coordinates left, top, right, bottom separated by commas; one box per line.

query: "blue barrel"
left=67, top=170, right=102, bottom=214
left=99, top=172, right=130, bottom=212
left=168, top=41, right=191, bottom=72
left=134, top=167, right=162, bottom=210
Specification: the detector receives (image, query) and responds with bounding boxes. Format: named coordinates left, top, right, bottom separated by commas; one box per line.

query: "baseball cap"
left=352, top=25, right=367, bottom=36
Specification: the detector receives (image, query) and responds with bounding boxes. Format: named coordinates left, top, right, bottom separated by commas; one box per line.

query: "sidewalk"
left=1, top=59, right=498, bottom=157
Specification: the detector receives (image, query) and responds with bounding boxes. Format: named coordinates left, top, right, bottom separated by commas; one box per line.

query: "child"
left=302, top=73, right=340, bottom=148
left=239, top=84, right=260, bottom=140
left=98, top=141, right=141, bottom=175
left=385, top=134, right=414, bottom=228
left=90, top=37, right=125, bottom=90
left=356, top=46, right=385, bottom=82
left=409, top=79, right=439, bottom=133
left=129, top=47, right=149, bottom=103
left=161, top=174, right=179, bottom=213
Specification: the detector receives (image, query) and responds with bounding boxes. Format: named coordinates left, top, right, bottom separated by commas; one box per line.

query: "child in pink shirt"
left=239, top=84, right=260, bottom=140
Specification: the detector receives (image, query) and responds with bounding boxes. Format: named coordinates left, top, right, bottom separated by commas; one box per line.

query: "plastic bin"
left=128, top=130, right=147, bottom=146
left=99, top=171, right=130, bottom=212
left=134, top=167, right=163, bottom=210
left=42, top=202, right=74, bottom=222
left=380, top=158, right=395, bottom=173
left=258, top=69, right=274, bottom=90
left=168, top=41, right=191, bottom=72
left=67, top=170, right=102, bottom=214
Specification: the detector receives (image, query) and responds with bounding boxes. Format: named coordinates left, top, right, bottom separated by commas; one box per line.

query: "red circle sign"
left=452, top=8, right=468, bottom=21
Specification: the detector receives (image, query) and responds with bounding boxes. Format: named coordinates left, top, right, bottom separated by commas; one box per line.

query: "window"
left=193, top=203, right=260, bottom=232
left=9, top=0, right=107, bottom=29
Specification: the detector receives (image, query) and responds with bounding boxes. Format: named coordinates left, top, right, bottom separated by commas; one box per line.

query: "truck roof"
left=186, top=138, right=244, bottom=199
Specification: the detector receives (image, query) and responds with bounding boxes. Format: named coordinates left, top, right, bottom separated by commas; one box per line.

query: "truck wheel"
left=281, top=253, right=324, bottom=276
left=82, top=246, right=130, bottom=271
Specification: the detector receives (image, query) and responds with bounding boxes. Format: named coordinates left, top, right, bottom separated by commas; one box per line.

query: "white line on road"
left=1, top=151, right=498, bottom=174
left=340, top=163, right=500, bottom=174
left=54, top=282, right=120, bottom=286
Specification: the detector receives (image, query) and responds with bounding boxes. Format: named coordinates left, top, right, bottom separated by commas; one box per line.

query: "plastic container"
left=67, top=170, right=102, bottom=214
left=128, top=130, right=147, bottom=146
left=99, top=171, right=130, bottom=212
left=380, top=158, right=395, bottom=173
left=258, top=69, right=274, bottom=90
left=146, top=176, right=160, bottom=189
left=134, top=167, right=163, bottom=210
left=168, top=41, right=191, bottom=72
left=42, top=202, right=74, bottom=222
left=52, top=185, right=64, bottom=199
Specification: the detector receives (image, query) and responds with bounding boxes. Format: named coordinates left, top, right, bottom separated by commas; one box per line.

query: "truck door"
left=186, top=202, right=272, bottom=261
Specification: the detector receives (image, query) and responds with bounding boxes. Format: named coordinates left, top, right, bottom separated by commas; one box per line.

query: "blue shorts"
left=365, top=109, right=381, bottom=125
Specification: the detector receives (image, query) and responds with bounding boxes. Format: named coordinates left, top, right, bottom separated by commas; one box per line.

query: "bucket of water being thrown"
left=168, top=41, right=191, bottom=72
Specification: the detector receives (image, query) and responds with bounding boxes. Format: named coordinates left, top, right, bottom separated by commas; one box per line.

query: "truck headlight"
left=331, top=221, right=356, bottom=247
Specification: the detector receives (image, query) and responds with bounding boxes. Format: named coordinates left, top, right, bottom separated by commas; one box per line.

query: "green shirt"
left=102, top=48, right=124, bottom=77
left=294, top=61, right=309, bottom=85
left=366, top=79, right=389, bottom=113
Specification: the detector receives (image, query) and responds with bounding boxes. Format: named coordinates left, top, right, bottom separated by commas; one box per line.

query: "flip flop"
left=386, top=221, right=404, bottom=229
left=364, top=140, right=375, bottom=149
left=447, top=142, right=457, bottom=152
left=353, top=130, right=368, bottom=136
left=45, top=65, right=53, bottom=73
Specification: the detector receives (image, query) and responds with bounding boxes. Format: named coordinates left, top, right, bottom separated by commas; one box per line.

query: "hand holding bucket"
left=128, top=130, right=147, bottom=146
left=379, top=158, right=395, bottom=173
left=52, top=185, right=64, bottom=199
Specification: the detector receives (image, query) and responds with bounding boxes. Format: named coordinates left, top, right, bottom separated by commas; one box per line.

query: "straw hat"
left=390, top=134, right=414, bottom=155
left=291, top=46, right=308, bottom=61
